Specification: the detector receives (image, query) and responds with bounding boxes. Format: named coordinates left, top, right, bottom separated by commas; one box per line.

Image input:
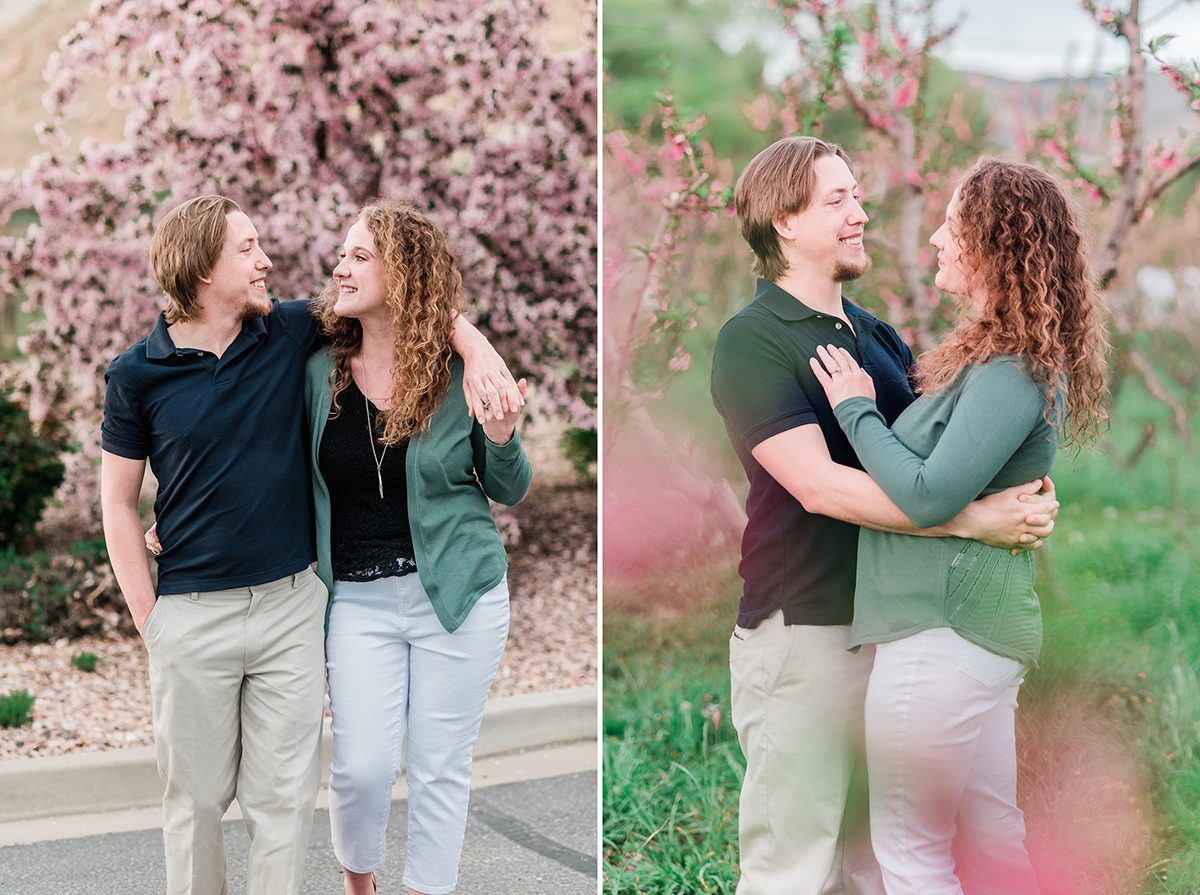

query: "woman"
left=307, top=199, right=532, bottom=894
left=811, top=159, right=1107, bottom=894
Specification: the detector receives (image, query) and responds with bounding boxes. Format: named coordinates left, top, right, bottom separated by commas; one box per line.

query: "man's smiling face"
left=775, top=153, right=871, bottom=284
left=204, top=211, right=273, bottom=320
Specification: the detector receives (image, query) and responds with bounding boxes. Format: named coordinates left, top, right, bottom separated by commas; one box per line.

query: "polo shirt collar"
left=145, top=311, right=269, bottom=361
left=753, top=278, right=816, bottom=321
left=145, top=313, right=176, bottom=359
left=753, top=277, right=882, bottom=334
left=845, top=299, right=881, bottom=337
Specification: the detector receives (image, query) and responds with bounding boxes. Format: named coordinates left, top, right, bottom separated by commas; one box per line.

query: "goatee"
left=833, top=255, right=872, bottom=283
left=240, top=298, right=271, bottom=322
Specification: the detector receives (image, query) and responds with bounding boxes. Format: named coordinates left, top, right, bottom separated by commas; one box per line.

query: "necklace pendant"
left=365, top=391, right=388, bottom=499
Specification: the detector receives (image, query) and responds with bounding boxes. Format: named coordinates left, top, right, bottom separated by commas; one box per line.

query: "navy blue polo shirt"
left=711, top=278, right=917, bottom=628
left=102, top=299, right=321, bottom=595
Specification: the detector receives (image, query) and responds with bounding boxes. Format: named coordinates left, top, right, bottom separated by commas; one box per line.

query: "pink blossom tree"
left=766, top=0, right=977, bottom=349
left=1031, top=0, right=1200, bottom=451
left=0, top=0, right=597, bottom=535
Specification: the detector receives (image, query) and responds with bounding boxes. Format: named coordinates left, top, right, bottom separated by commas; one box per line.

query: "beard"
left=239, top=293, right=272, bottom=322
left=833, top=253, right=872, bottom=283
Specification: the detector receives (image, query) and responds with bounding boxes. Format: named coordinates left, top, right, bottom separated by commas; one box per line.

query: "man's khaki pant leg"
left=237, top=569, right=328, bottom=895
left=146, top=570, right=327, bottom=895
left=729, top=612, right=883, bottom=895
left=147, top=589, right=249, bottom=895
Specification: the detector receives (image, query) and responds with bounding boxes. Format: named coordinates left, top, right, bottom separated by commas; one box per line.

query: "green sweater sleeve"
left=832, top=359, right=1046, bottom=528
left=470, top=424, right=533, bottom=506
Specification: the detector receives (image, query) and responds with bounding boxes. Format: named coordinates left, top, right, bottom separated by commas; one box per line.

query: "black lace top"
left=317, top=377, right=417, bottom=582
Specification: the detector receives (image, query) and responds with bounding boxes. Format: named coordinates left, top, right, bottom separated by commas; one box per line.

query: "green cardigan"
left=305, top=348, right=533, bottom=632
left=834, top=356, right=1059, bottom=666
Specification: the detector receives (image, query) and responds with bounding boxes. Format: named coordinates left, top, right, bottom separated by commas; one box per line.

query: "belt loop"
left=190, top=592, right=199, bottom=601
left=291, top=573, right=299, bottom=588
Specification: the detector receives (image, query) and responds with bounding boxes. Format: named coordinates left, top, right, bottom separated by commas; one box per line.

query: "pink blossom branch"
left=1139, top=152, right=1200, bottom=213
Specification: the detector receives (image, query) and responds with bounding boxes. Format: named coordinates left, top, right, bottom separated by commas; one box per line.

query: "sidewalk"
left=0, top=685, right=596, bottom=842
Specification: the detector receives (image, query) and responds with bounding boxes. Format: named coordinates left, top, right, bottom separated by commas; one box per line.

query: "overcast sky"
left=936, top=0, right=1200, bottom=80
left=722, top=0, right=1200, bottom=83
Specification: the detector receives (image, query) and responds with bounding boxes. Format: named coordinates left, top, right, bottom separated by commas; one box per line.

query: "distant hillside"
left=0, top=0, right=119, bottom=172
left=961, top=68, right=1196, bottom=152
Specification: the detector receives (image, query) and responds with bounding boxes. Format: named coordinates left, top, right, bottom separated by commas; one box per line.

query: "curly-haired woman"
left=811, top=159, right=1108, bottom=894
left=306, top=200, right=532, bottom=895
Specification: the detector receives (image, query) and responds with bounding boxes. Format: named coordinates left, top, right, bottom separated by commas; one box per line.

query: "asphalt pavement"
left=0, top=687, right=597, bottom=894
left=0, top=767, right=596, bottom=894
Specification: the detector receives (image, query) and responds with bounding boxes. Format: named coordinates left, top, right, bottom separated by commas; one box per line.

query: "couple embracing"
left=101, top=195, right=531, bottom=894
left=711, top=137, right=1107, bottom=895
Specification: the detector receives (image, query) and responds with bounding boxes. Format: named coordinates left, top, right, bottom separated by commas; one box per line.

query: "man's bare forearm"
left=752, top=426, right=952, bottom=537
left=449, top=312, right=485, bottom=357
left=100, top=451, right=156, bottom=632
left=799, top=463, right=954, bottom=536
left=751, top=425, right=1047, bottom=549
left=102, top=503, right=157, bottom=630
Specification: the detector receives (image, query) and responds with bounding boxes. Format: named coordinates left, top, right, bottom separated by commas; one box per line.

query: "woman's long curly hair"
left=915, top=158, right=1109, bottom=447
left=318, top=200, right=462, bottom=445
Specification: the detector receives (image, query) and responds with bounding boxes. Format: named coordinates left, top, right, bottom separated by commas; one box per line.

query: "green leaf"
left=1147, top=33, right=1176, bottom=54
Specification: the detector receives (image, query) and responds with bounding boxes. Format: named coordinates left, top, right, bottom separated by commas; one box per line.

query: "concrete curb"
left=0, top=685, right=595, bottom=825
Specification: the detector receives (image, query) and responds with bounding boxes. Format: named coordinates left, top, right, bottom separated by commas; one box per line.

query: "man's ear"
left=773, top=212, right=797, bottom=243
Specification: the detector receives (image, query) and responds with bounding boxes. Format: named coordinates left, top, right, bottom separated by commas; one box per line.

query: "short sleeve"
left=100, top=364, right=150, bottom=459
left=711, top=315, right=817, bottom=450
left=900, top=339, right=918, bottom=389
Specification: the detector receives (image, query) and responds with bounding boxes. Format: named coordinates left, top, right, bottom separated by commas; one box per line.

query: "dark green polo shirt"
left=711, top=278, right=917, bottom=628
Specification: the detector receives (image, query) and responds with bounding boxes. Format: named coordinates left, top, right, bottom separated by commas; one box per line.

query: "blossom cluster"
left=0, top=0, right=597, bottom=534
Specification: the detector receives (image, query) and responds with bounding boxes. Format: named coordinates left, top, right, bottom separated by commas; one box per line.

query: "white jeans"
left=866, top=627, right=1040, bottom=895
left=325, top=573, right=509, bottom=894
left=729, top=612, right=885, bottom=895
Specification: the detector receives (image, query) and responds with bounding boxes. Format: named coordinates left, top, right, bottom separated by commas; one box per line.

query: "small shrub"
left=560, top=426, right=597, bottom=480
left=72, top=651, right=98, bottom=673
left=0, top=550, right=73, bottom=642
left=0, top=540, right=126, bottom=643
left=0, top=386, right=70, bottom=551
left=0, top=689, right=35, bottom=728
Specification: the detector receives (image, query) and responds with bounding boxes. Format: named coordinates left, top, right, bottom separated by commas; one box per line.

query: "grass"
left=0, top=689, right=35, bottom=729
left=71, top=651, right=98, bottom=673
left=604, top=564, right=743, bottom=894
left=603, top=392, right=1200, bottom=894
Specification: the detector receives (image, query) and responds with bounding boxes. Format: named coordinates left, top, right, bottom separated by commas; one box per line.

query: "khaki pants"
left=729, top=612, right=884, bottom=895
left=145, top=568, right=328, bottom=895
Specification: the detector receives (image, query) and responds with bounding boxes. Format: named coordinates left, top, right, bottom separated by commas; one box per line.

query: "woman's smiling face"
left=331, top=218, right=389, bottom=321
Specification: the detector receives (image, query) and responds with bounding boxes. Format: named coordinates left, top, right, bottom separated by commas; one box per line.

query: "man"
left=710, top=138, right=1057, bottom=895
left=100, top=196, right=516, bottom=895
